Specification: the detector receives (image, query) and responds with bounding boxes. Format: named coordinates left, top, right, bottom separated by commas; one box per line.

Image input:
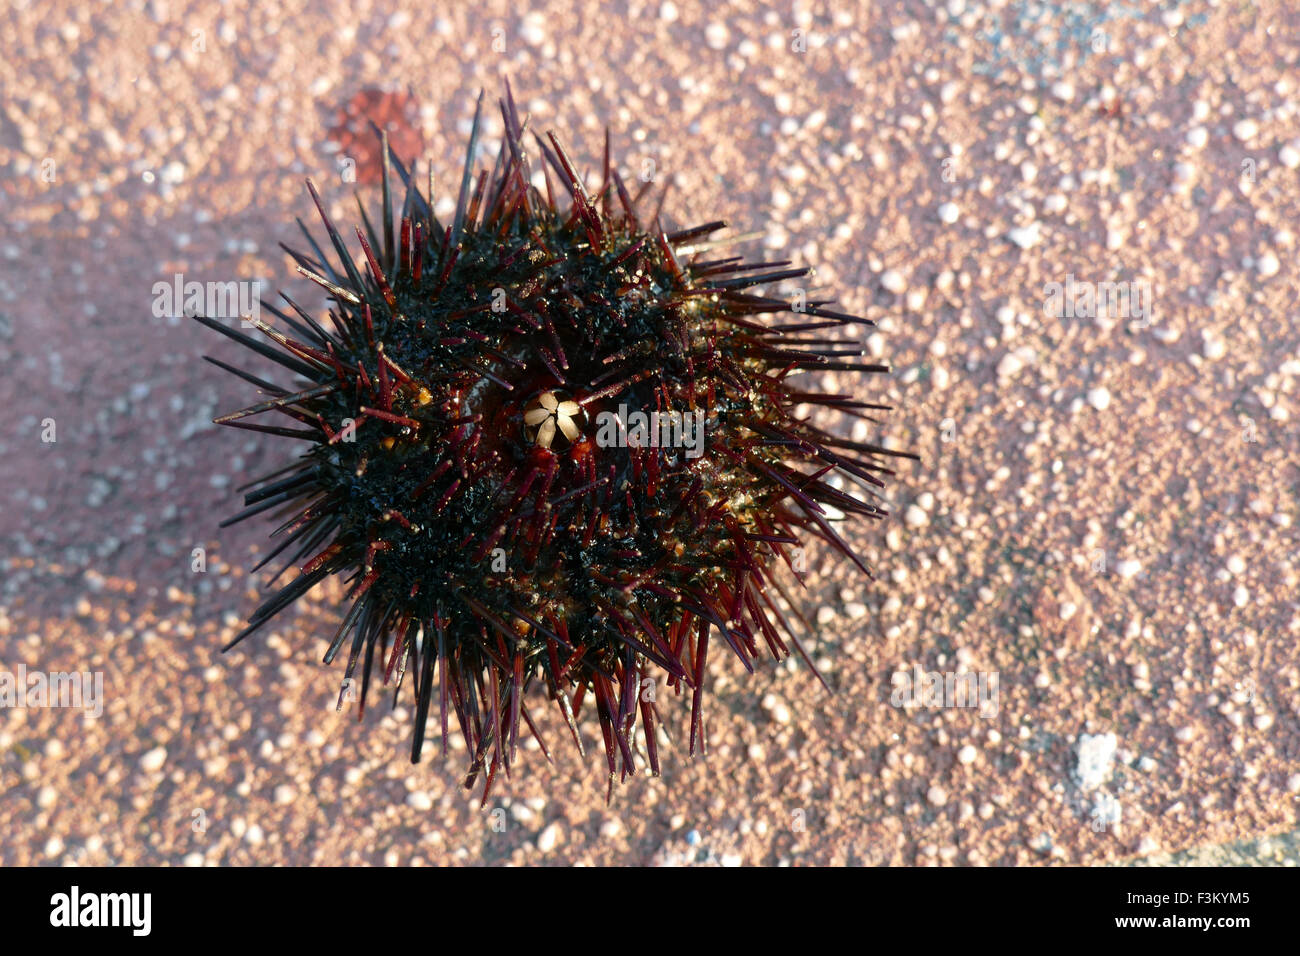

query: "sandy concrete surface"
left=1, top=0, right=1298, bottom=866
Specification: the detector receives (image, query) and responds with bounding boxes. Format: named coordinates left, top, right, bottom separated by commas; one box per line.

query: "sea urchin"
left=197, top=87, right=915, bottom=796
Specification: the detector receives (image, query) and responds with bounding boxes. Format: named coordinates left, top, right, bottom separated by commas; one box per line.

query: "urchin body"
left=199, top=89, right=912, bottom=794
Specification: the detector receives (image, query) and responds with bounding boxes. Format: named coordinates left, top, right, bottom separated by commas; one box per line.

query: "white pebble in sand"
left=763, top=694, right=792, bottom=725
left=1280, top=143, right=1300, bottom=170
left=1201, top=332, right=1226, bottom=361
left=536, top=822, right=562, bottom=852
left=1226, top=554, right=1245, bottom=575
left=1256, top=252, right=1280, bottom=278
left=704, top=22, right=729, bottom=50
left=1006, top=223, right=1041, bottom=249
left=904, top=504, right=927, bottom=528
left=1050, top=81, right=1074, bottom=102
left=927, top=786, right=948, bottom=806
left=406, top=791, right=434, bottom=811
left=1116, top=559, right=1142, bottom=580
left=1075, top=733, right=1118, bottom=791
left=996, top=351, right=1028, bottom=379
left=1086, top=386, right=1111, bottom=411
left=519, top=12, right=546, bottom=46
left=880, top=269, right=906, bottom=294
left=1185, top=126, right=1208, bottom=149
left=937, top=202, right=959, bottom=224
left=957, top=745, right=977, bottom=765
left=139, top=747, right=167, bottom=773
left=1232, top=118, right=1259, bottom=142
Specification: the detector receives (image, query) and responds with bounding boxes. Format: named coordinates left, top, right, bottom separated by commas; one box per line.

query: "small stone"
left=1086, top=386, right=1111, bottom=411
left=139, top=747, right=167, bottom=773
left=880, top=269, right=906, bottom=294
left=1279, top=143, right=1300, bottom=170
left=1116, top=559, right=1141, bottom=580
left=704, top=22, right=729, bottom=50
left=536, top=822, right=562, bottom=852
left=1202, top=331, right=1226, bottom=360
left=274, top=784, right=296, bottom=805
left=1185, top=126, right=1208, bottom=149
left=957, top=745, right=977, bottom=765
left=927, top=785, right=948, bottom=806
left=1232, top=118, right=1259, bottom=142
left=1257, top=252, right=1280, bottom=278
left=904, top=504, right=928, bottom=528
left=1050, top=81, right=1074, bottom=102
left=519, top=12, right=546, bottom=46
left=1076, top=733, right=1117, bottom=791
left=406, top=791, right=434, bottom=811
left=159, top=161, right=185, bottom=185
left=937, top=202, right=959, bottom=225
left=997, top=352, right=1025, bottom=379
left=1006, top=223, right=1041, bottom=249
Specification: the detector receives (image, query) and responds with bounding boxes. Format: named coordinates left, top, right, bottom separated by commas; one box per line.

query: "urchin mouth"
left=522, top=387, right=587, bottom=450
